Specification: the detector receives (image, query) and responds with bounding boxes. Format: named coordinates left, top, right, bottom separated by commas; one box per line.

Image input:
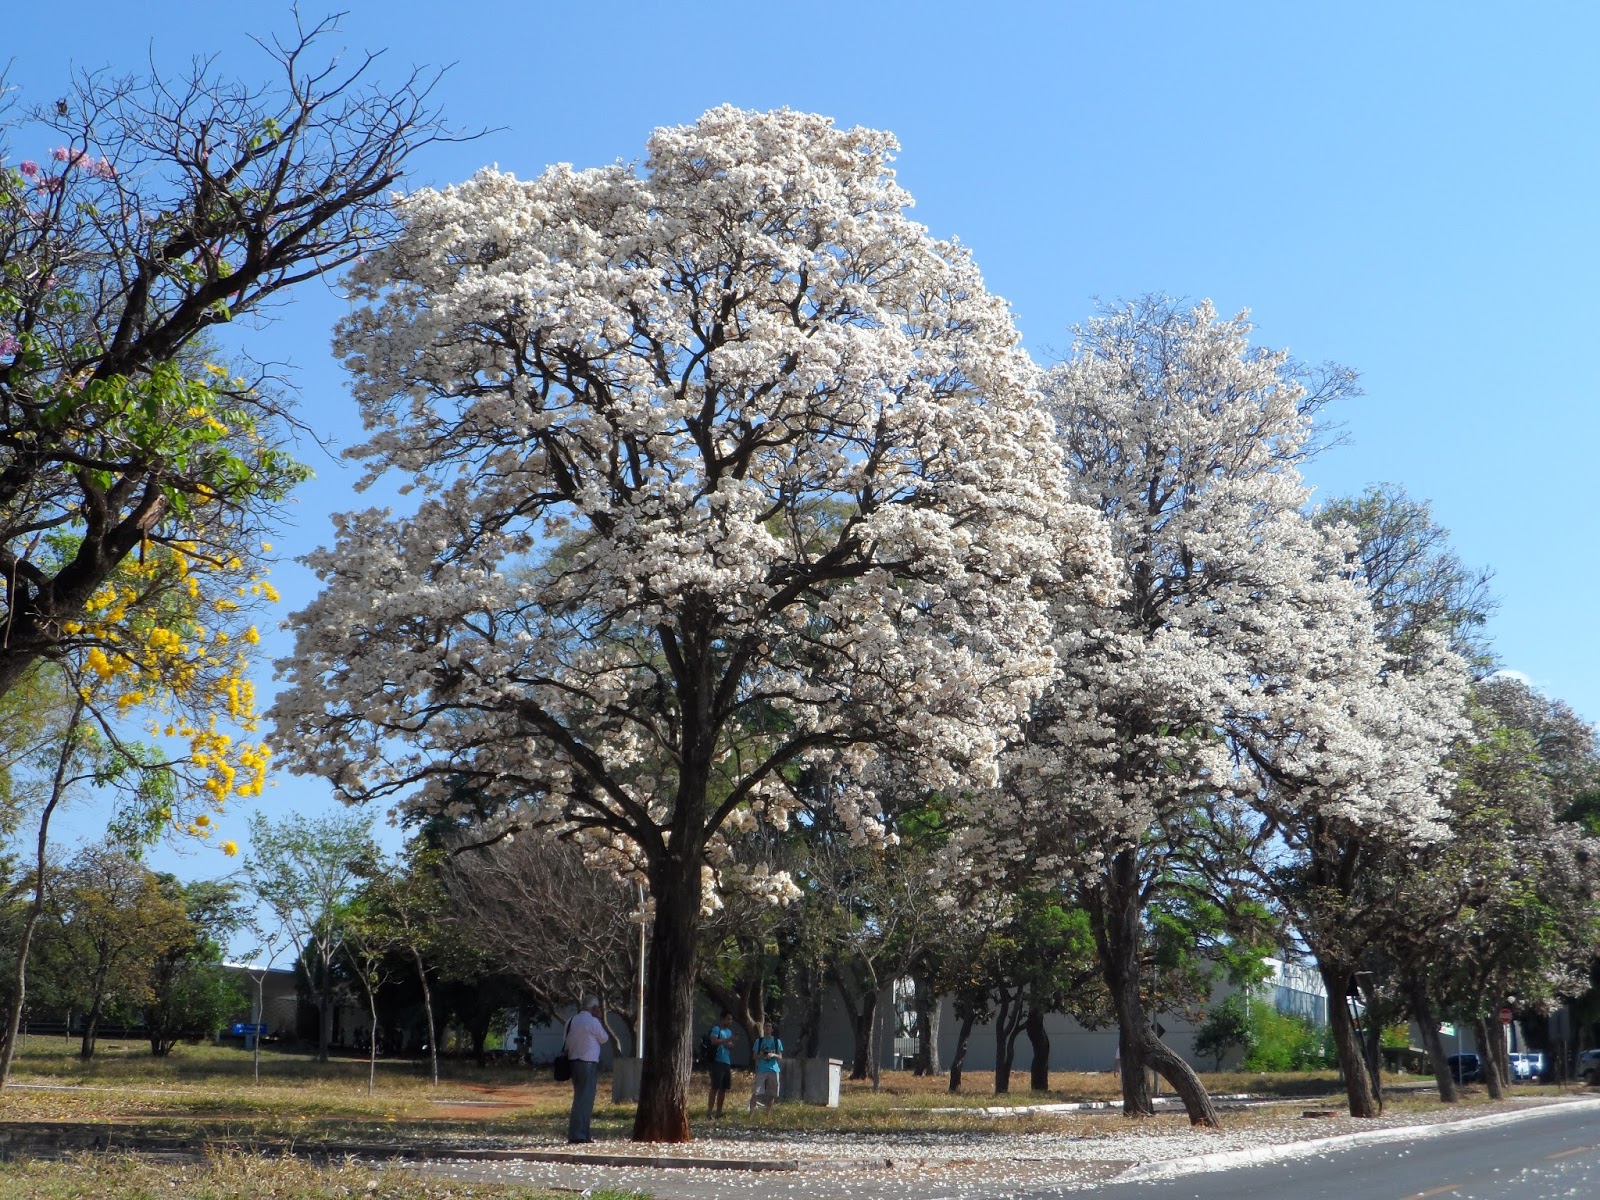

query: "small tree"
left=49, top=844, right=189, bottom=1059
left=351, top=844, right=450, bottom=1086
left=143, top=878, right=246, bottom=1055
left=440, top=825, right=638, bottom=1047
left=1193, top=995, right=1253, bottom=1071
left=245, top=812, right=376, bottom=1062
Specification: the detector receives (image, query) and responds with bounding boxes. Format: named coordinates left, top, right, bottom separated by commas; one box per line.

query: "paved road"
left=1043, top=1103, right=1600, bottom=1200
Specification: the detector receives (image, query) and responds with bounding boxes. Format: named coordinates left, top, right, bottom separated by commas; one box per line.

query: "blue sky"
left=8, top=1, right=1598, bottom=877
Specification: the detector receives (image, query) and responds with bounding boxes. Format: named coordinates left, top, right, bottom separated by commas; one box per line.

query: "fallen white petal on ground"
left=404, top=1096, right=1598, bottom=1199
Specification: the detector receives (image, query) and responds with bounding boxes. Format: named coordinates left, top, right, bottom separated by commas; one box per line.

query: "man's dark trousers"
left=568, top=1060, right=599, bottom=1141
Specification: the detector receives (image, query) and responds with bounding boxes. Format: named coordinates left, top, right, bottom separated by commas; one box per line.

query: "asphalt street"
left=1052, top=1102, right=1600, bottom=1200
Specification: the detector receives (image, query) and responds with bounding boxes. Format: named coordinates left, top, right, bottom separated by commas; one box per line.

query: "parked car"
left=1578, top=1049, right=1600, bottom=1085
left=1509, top=1052, right=1539, bottom=1081
left=1447, top=1052, right=1481, bottom=1083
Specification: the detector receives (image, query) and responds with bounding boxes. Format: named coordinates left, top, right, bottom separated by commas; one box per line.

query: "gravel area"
left=404, top=1094, right=1600, bottom=1199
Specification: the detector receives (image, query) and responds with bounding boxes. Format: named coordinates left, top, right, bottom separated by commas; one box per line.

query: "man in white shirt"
left=565, top=996, right=609, bottom=1143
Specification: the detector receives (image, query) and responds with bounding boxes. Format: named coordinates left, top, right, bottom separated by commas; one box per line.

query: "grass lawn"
left=0, top=1034, right=1583, bottom=1144
left=2, top=1038, right=1586, bottom=1198
left=0, top=1152, right=646, bottom=1200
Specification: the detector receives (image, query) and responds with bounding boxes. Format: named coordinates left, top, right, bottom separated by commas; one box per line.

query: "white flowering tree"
left=271, top=107, right=1111, bottom=1141
left=1225, top=532, right=1468, bottom=1117
left=965, top=298, right=1360, bottom=1125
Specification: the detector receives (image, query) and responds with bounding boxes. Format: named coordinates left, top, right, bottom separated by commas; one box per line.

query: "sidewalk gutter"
left=1116, top=1096, right=1600, bottom=1183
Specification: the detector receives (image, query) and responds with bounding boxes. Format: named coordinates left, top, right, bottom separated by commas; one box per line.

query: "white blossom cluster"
left=270, top=107, right=1114, bottom=882
left=954, top=300, right=1468, bottom=883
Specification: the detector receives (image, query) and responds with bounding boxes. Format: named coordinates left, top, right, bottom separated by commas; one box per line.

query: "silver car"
left=1579, top=1049, right=1600, bottom=1085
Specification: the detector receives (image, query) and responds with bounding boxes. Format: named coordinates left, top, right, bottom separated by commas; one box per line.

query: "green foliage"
left=1242, top=1002, right=1330, bottom=1072
left=144, top=878, right=248, bottom=1055
left=1193, top=994, right=1254, bottom=1070
left=1380, top=1022, right=1410, bottom=1051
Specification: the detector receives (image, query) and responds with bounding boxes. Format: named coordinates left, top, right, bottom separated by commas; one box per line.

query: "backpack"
left=697, top=1027, right=714, bottom=1066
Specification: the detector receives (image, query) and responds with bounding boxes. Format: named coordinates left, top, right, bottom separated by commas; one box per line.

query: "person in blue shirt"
left=706, top=1010, right=735, bottom=1118
left=748, top=1019, right=783, bottom=1114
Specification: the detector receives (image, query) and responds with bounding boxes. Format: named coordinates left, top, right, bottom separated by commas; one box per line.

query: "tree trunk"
left=1357, top=980, right=1383, bottom=1110
left=797, top=963, right=825, bottom=1059
left=1027, top=1006, right=1050, bottom=1092
left=846, top=988, right=877, bottom=1081
left=1476, top=1018, right=1504, bottom=1099
left=1488, top=1015, right=1512, bottom=1087
left=0, top=879, right=43, bottom=1076
left=79, top=997, right=103, bottom=1061
left=1407, top=974, right=1456, bottom=1103
left=632, top=847, right=703, bottom=1143
left=1, top=908, right=38, bottom=1088
left=912, top=972, right=940, bottom=1076
left=317, top=958, right=334, bottom=1063
left=870, top=982, right=886, bottom=1091
left=0, top=730, right=72, bottom=1089
left=1087, top=850, right=1219, bottom=1126
left=253, top=975, right=264, bottom=1086
left=366, top=989, right=378, bottom=1096
left=993, top=989, right=1025, bottom=1094
left=948, top=1008, right=977, bottom=1093
left=412, top=947, right=438, bottom=1087
left=1319, top=960, right=1379, bottom=1117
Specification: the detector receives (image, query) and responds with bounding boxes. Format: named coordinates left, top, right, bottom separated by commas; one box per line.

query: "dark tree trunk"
left=1087, top=850, right=1219, bottom=1126
left=797, top=963, right=825, bottom=1059
left=948, top=1008, right=977, bottom=1093
left=470, top=1023, right=489, bottom=1067
left=1477, top=1017, right=1504, bottom=1099
left=912, top=971, right=939, bottom=1076
left=1026, top=1006, right=1050, bottom=1092
left=1319, top=960, right=1379, bottom=1117
left=992, top=988, right=1026, bottom=1094
left=1407, top=974, right=1457, bottom=1103
left=1357, top=980, right=1383, bottom=1110
left=79, top=997, right=103, bottom=1061
left=845, top=988, right=877, bottom=1081
left=632, top=845, right=704, bottom=1143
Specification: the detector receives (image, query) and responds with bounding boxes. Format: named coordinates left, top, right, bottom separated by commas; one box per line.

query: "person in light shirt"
left=564, top=996, right=609, bottom=1143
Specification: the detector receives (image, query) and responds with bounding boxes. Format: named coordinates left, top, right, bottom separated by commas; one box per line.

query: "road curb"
left=1116, top=1095, right=1600, bottom=1182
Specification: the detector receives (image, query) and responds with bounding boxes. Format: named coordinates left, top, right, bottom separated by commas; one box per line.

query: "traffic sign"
left=1498, top=1007, right=1513, bottom=1025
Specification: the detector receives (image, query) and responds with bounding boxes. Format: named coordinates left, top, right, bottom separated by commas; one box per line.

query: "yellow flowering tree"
left=0, top=13, right=450, bottom=701
left=0, top=543, right=277, bottom=1087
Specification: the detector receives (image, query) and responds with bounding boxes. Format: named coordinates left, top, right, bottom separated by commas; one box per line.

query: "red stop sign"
left=1499, top=1007, right=1513, bottom=1025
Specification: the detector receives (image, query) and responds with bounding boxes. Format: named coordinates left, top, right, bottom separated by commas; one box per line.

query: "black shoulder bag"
left=553, top=1016, right=574, bottom=1082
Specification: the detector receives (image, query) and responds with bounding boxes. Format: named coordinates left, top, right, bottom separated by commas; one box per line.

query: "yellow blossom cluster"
left=64, top=539, right=277, bottom=855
